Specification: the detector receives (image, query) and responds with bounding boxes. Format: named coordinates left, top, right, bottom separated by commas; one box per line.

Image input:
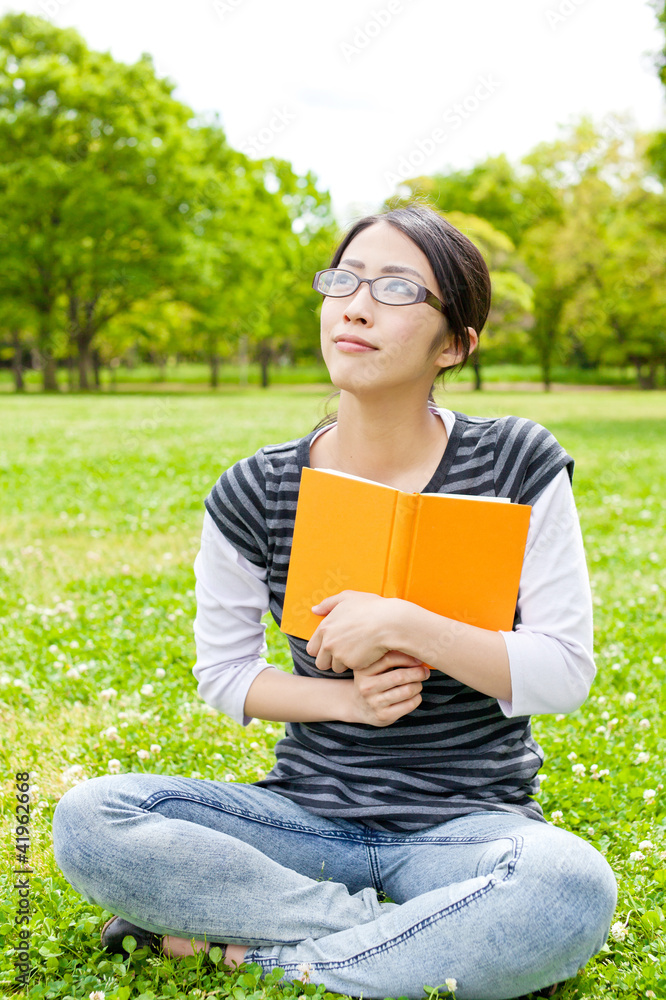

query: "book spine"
left=383, top=492, right=420, bottom=599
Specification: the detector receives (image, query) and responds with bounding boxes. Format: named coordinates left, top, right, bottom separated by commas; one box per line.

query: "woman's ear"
left=434, top=327, right=479, bottom=369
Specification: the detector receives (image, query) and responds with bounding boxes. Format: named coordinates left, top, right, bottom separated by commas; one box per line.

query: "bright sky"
left=3, top=0, right=665, bottom=226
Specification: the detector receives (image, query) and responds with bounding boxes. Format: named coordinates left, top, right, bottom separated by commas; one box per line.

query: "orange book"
left=280, top=467, right=532, bottom=660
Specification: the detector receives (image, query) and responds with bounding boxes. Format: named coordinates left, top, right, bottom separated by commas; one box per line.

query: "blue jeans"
left=52, top=773, right=616, bottom=1000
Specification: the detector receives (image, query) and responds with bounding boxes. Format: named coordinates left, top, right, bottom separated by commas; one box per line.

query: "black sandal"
left=101, top=915, right=227, bottom=964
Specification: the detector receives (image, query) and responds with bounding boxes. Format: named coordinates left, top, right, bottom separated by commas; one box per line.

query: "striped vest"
left=204, top=409, right=574, bottom=832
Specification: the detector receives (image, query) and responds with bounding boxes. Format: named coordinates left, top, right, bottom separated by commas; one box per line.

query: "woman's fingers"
left=361, top=651, right=424, bottom=676
left=357, top=666, right=426, bottom=703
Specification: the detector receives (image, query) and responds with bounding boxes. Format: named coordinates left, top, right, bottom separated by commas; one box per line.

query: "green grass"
left=1, top=387, right=665, bottom=999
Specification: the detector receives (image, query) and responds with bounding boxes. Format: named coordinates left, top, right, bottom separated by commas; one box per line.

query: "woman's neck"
left=313, top=394, right=448, bottom=490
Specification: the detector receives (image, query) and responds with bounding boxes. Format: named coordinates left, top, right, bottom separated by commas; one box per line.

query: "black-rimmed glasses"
left=312, top=269, right=447, bottom=314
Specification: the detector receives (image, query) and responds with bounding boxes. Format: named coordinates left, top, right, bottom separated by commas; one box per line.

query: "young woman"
left=52, top=204, right=617, bottom=1000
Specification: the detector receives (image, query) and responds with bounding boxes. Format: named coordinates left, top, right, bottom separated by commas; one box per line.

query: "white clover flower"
left=107, top=759, right=121, bottom=774
left=597, top=695, right=606, bottom=704
left=61, top=764, right=87, bottom=786
left=643, top=789, right=656, bottom=803
left=572, top=763, right=586, bottom=776
left=590, top=764, right=599, bottom=772
left=212, top=753, right=223, bottom=761
left=89, top=991, right=106, bottom=1000
left=136, top=748, right=150, bottom=760
left=610, top=921, right=627, bottom=941
left=653, top=655, right=663, bottom=665
left=99, top=687, right=117, bottom=701
left=598, top=769, right=610, bottom=778
left=445, top=978, right=458, bottom=993
left=155, top=667, right=166, bottom=679
left=65, top=667, right=80, bottom=679
left=629, top=851, right=645, bottom=862
left=567, top=751, right=578, bottom=761
left=296, top=963, right=312, bottom=982
left=623, top=692, right=636, bottom=704
left=224, top=773, right=235, bottom=782
left=150, top=744, right=161, bottom=754
left=639, top=719, right=651, bottom=730
left=140, top=683, right=154, bottom=697
left=101, top=726, right=119, bottom=740
left=639, top=840, right=654, bottom=850
left=250, top=742, right=260, bottom=750
left=636, top=752, right=650, bottom=764
left=595, top=726, right=606, bottom=734
left=551, top=811, right=564, bottom=824
left=601, top=711, right=610, bottom=721
left=48, top=644, right=59, bottom=654
left=587, top=827, right=595, bottom=836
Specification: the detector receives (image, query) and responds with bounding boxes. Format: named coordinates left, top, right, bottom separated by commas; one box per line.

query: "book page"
left=312, top=468, right=510, bottom=501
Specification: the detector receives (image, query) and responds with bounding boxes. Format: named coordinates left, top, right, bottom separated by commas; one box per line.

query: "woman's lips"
left=334, top=339, right=378, bottom=353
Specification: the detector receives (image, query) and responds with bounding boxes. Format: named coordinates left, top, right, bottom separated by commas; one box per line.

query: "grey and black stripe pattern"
left=204, top=409, right=574, bottom=832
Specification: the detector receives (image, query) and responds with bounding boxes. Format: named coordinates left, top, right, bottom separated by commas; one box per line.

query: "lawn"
left=1, top=387, right=665, bottom=1000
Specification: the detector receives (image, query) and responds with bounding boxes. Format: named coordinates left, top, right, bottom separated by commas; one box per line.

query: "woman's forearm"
left=385, top=599, right=512, bottom=702
left=244, top=668, right=356, bottom=723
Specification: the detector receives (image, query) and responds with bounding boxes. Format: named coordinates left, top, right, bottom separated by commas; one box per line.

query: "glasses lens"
left=317, top=269, right=358, bottom=296
left=373, top=276, right=420, bottom=304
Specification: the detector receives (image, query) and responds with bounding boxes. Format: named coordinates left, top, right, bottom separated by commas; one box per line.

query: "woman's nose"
left=343, top=281, right=374, bottom=318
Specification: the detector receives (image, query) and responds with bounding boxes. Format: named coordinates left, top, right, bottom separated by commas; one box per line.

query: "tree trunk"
left=238, top=334, right=249, bottom=387
left=92, top=348, right=102, bottom=388
left=42, top=352, right=59, bottom=392
left=472, top=352, right=482, bottom=391
left=210, top=352, right=220, bottom=388
left=67, top=353, right=77, bottom=392
left=257, top=338, right=272, bottom=389
left=77, top=334, right=92, bottom=390
left=11, top=328, right=25, bottom=392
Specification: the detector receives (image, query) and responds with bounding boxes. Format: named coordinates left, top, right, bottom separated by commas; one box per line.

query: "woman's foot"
left=162, top=934, right=245, bottom=967
left=102, top=915, right=239, bottom=966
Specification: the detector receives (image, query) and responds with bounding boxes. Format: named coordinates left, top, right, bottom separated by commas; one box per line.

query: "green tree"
left=0, top=14, right=204, bottom=390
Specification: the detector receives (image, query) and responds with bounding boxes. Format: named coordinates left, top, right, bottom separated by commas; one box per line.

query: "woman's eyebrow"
left=340, top=258, right=426, bottom=283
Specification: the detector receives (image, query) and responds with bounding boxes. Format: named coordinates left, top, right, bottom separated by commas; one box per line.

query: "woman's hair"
left=310, top=201, right=491, bottom=432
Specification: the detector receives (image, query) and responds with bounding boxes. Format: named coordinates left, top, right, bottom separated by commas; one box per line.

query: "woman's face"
left=319, top=221, right=459, bottom=398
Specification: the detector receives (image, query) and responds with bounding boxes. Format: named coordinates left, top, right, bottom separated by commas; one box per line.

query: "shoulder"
left=453, top=411, right=574, bottom=505
left=203, top=432, right=307, bottom=564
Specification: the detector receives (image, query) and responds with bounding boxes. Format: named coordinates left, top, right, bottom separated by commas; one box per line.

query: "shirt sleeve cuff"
left=194, top=657, right=277, bottom=727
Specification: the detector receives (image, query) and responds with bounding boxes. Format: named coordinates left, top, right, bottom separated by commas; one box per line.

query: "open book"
left=280, top=467, right=532, bottom=646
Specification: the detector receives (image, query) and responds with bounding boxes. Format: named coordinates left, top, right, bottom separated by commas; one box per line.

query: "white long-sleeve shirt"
left=192, top=410, right=596, bottom=726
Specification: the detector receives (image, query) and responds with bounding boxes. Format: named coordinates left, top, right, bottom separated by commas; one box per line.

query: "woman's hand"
left=306, top=590, right=420, bottom=673
left=346, top=654, right=430, bottom=727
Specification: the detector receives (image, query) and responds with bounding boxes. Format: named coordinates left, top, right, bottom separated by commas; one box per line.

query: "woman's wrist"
left=243, top=669, right=356, bottom=724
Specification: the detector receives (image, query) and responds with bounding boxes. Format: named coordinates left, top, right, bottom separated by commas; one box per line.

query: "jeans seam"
left=139, top=790, right=373, bottom=842
left=140, top=790, right=520, bottom=848
left=367, top=844, right=384, bottom=896
left=250, top=835, right=523, bottom=973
